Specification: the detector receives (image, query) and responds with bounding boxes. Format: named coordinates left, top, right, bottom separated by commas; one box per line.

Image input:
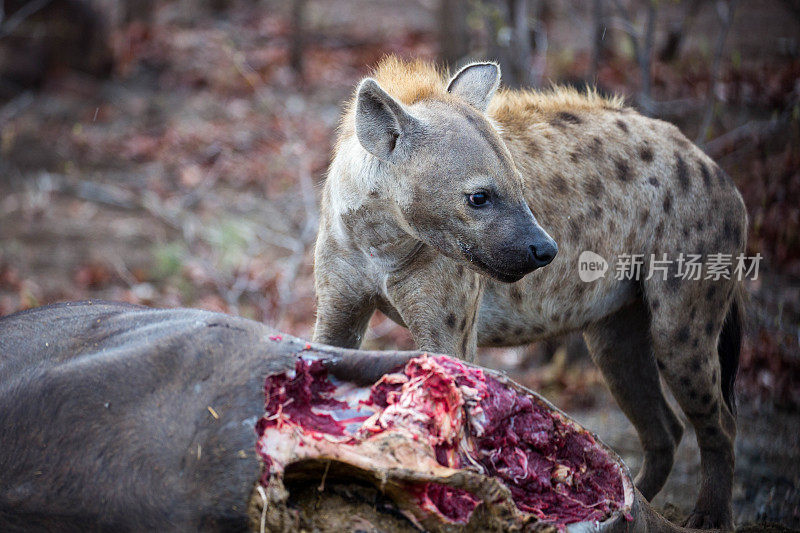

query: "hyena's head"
left=353, top=62, right=557, bottom=283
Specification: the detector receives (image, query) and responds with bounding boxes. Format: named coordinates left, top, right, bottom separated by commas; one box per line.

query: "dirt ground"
left=1, top=0, right=798, bottom=530
left=561, top=375, right=800, bottom=529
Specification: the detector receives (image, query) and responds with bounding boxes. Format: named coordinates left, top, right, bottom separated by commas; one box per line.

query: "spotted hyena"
left=312, top=57, right=747, bottom=530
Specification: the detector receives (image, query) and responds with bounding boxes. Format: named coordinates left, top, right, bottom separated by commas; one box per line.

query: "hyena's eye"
left=467, top=192, right=489, bottom=207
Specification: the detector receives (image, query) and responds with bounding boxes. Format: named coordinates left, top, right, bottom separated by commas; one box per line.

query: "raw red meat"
left=407, top=483, right=481, bottom=524
left=256, top=354, right=625, bottom=528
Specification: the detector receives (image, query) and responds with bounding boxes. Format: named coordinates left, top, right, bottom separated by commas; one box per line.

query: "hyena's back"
left=476, top=93, right=747, bottom=348
left=477, top=91, right=745, bottom=528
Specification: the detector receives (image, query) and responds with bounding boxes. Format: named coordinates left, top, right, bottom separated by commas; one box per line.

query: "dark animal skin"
left=0, top=301, right=693, bottom=533
left=0, top=301, right=413, bottom=532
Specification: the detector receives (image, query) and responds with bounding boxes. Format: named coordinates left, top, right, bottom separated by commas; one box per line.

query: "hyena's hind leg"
left=583, top=297, right=684, bottom=501
left=646, top=276, right=742, bottom=531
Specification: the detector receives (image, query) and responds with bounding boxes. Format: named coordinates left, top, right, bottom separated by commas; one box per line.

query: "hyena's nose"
left=529, top=237, right=558, bottom=267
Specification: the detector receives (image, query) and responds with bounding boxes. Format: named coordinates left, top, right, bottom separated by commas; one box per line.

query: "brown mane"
left=371, top=55, right=449, bottom=105
left=338, top=56, right=625, bottom=140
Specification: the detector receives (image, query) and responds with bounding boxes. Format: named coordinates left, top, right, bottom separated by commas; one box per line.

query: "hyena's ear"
left=355, top=78, right=417, bottom=161
left=446, top=62, right=501, bottom=112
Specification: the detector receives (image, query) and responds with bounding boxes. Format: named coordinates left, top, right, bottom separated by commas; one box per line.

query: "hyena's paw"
left=683, top=504, right=734, bottom=531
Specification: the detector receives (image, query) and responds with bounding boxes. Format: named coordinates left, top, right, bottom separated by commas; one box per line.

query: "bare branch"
left=438, top=0, right=470, bottom=67
left=35, top=172, right=138, bottom=210
left=590, top=0, right=604, bottom=82
left=289, top=0, right=308, bottom=78
left=529, top=18, right=548, bottom=87
left=0, top=91, right=33, bottom=125
left=604, top=15, right=641, bottom=43
left=649, top=97, right=705, bottom=116
left=703, top=118, right=784, bottom=158
left=696, top=0, right=739, bottom=145
left=482, top=0, right=535, bottom=88
left=0, top=0, right=52, bottom=39
left=274, top=139, right=319, bottom=323
left=609, top=0, right=641, bottom=62
left=658, top=0, right=703, bottom=62
left=607, top=0, right=657, bottom=115
left=512, top=0, right=532, bottom=85
left=638, top=0, right=656, bottom=114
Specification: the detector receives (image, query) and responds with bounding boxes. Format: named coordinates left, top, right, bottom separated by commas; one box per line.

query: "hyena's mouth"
left=458, top=243, right=527, bottom=283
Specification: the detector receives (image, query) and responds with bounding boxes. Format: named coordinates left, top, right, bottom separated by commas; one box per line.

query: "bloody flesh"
left=256, top=354, right=625, bottom=527
left=406, top=482, right=482, bottom=524
left=472, top=374, right=623, bottom=524
left=257, top=359, right=351, bottom=438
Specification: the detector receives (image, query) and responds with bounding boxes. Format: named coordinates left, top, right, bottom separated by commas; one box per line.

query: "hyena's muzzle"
left=465, top=204, right=558, bottom=283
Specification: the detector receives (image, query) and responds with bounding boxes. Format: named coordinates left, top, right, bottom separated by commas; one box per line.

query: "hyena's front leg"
left=313, top=288, right=376, bottom=349
left=385, top=259, right=483, bottom=361
left=313, top=254, right=377, bottom=349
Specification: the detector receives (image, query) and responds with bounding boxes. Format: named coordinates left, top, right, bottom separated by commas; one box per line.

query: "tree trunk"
left=290, top=0, right=308, bottom=79
left=438, top=0, right=470, bottom=68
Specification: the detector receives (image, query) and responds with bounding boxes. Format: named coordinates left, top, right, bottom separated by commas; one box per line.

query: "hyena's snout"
left=464, top=206, right=558, bottom=282
left=527, top=226, right=558, bottom=268
left=511, top=204, right=558, bottom=272
left=487, top=219, right=558, bottom=282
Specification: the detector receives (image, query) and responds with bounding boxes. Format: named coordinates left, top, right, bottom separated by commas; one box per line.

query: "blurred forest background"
left=0, top=0, right=798, bottom=528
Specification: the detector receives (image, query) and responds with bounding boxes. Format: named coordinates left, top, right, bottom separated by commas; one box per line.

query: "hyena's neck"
left=324, top=137, right=421, bottom=270
left=326, top=136, right=380, bottom=215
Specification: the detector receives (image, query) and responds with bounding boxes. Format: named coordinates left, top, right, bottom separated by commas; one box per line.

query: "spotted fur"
left=313, top=57, right=747, bottom=531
